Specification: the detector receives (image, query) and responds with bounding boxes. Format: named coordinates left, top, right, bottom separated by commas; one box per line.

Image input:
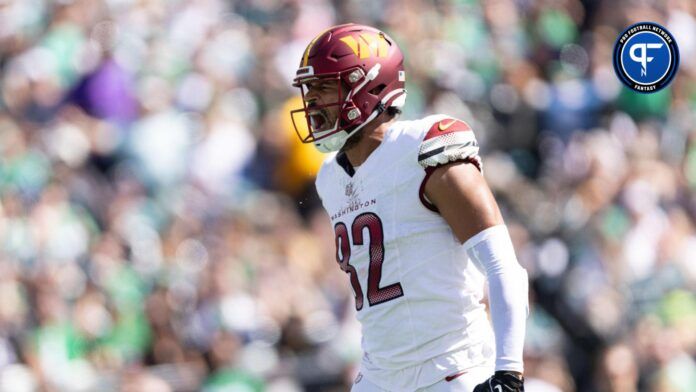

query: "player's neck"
left=343, top=118, right=395, bottom=167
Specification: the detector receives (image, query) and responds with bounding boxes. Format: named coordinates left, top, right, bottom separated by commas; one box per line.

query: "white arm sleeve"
left=463, top=225, right=528, bottom=373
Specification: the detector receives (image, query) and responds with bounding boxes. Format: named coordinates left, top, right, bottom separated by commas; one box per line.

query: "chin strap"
left=315, top=84, right=406, bottom=152
left=315, top=105, right=384, bottom=152
left=341, top=89, right=403, bottom=143
left=342, top=102, right=385, bottom=140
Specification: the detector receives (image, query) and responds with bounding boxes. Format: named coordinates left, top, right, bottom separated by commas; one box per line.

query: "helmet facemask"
left=291, top=67, right=369, bottom=153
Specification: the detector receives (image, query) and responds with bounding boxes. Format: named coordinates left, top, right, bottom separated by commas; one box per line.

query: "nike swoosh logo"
left=438, top=119, right=457, bottom=131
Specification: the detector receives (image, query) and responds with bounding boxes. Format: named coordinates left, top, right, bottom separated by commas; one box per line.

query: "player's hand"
left=472, top=371, right=524, bottom=392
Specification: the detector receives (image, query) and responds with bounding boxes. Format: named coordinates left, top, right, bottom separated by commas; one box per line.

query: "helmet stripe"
left=302, top=27, right=333, bottom=67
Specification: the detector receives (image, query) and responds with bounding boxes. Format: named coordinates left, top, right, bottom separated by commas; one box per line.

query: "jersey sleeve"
left=417, top=117, right=482, bottom=172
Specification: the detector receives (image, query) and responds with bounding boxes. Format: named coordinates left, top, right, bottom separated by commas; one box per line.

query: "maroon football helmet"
left=290, top=23, right=407, bottom=152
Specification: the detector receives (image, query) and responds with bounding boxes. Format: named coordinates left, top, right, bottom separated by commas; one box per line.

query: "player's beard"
left=340, top=108, right=393, bottom=152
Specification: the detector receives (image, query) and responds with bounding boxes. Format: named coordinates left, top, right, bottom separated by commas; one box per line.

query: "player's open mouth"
left=309, top=109, right=330, bottom=131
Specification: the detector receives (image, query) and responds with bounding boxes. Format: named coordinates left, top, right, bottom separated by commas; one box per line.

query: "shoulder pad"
left=418, top=117, right=482, bottom=171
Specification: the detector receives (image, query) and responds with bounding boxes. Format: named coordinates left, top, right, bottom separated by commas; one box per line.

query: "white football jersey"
left=315, top=114, right=495, bottom=391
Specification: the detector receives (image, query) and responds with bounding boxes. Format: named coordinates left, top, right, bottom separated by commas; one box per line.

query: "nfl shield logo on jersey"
left=345, top=182, right=355, bottom=198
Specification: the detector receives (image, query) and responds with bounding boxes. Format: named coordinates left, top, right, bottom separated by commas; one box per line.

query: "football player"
left=290, top=24, right=528, bottom=392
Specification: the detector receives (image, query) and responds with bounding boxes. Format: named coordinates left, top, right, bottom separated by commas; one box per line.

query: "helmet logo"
left=339, top=33, right=389, bottom=59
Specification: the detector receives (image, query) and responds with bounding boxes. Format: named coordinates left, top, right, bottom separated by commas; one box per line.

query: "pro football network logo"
left=613, top=22, right=679, bottom=93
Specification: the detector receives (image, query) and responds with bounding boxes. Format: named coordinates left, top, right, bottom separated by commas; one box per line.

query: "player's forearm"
left=486, top=262, right=528, bottom=371
left=463, top=224, right=528, bottom=372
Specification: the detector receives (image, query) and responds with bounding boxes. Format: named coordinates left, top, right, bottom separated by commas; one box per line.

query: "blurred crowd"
left=0, top=0, right=695, bottom=391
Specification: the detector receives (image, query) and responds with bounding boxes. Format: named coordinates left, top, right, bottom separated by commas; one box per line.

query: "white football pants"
left=350, top=365, right=493, bottom=392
